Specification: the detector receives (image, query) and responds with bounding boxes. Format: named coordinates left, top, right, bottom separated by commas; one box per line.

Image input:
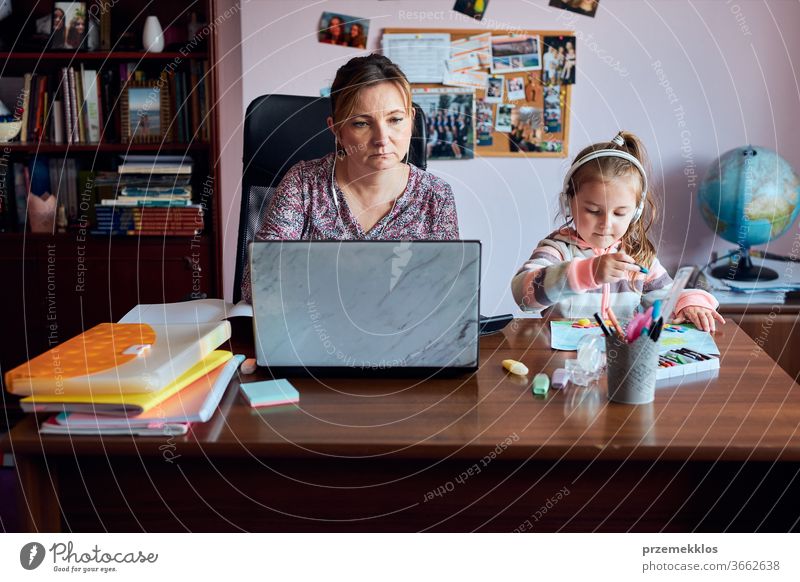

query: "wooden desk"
left=720, top=303, right=800, bottom=383
left=5, top=319, right=800, bottom=532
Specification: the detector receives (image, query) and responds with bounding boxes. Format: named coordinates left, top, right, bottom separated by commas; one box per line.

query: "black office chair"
left=233, top=94, right=428, bottom=303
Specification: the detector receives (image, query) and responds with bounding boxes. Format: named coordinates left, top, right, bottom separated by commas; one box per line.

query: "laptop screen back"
left=250, top=241, right=480, bottom=370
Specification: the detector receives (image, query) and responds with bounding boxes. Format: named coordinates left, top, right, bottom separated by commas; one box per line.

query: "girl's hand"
left=673, top=306, right=726, bottom=333
left=592, top=253, right=642, bottom=284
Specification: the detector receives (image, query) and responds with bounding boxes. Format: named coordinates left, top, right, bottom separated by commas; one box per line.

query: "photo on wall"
left=509, top=106, right=543, bottom=152
left=495, top=103, right=513, bottom=132
left=490, top=35, right=541, bottom=74
left=485, top=76, right=504, bottom=103
left=549, top=0, right=599, bottom=18
left=542, top=35, right=576, bottom=85
left=318, top=12, right=370, bottom=49
left=506, top=76, right=526, bottom=101
left=543, top=85, right=563, bottom=133
left=414, top=89, right=475, bottom=160
left=476, top=99, right=494, bottom=146
left=453, top=0, right=490, bottom=21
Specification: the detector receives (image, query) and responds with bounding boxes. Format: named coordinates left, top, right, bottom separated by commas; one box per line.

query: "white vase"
left=143, top=16, right=164, bottom=53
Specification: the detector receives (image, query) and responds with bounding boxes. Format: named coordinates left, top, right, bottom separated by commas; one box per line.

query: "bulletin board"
left=382, top=28, right=573, bottom=158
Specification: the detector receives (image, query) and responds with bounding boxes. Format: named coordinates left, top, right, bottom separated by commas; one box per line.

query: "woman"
left=66, top=13, right=87, bottom=49
left=347, top=22, right=367, bottom=49
left=320, top=15, right=346, bottom=46
left=241, top=54, right=460, bottom=303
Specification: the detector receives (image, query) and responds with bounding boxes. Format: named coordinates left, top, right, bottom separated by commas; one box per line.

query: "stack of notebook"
left=5, top=317, right=240, bottom=436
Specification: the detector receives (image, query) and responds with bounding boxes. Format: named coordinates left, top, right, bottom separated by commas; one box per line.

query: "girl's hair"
left=562, top=130, right=658, bottom=275
left=329, top=54, right=413, bottom=131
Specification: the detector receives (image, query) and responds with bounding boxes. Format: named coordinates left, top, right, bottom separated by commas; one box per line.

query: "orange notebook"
left=5, top=321, right=231, bottom=396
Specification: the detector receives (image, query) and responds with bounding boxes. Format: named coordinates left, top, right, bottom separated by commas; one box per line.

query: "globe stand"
left=710, top=249, right=779, bottom=282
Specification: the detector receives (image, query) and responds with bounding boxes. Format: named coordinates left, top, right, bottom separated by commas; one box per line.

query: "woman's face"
left=53, top=9, right=64, bottom=29
left=350, top=24, right=361, bottom=37
left=329, top=17, right=343, bottom=36
left=73, top=17, right=85, bottom=34
left=332, top=82, right=413, bottom=173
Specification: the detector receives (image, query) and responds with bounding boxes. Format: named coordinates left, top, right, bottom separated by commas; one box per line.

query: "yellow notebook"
left=6, top=321, right=231, bottom=396
left=19, top=350, right=234, bottom=416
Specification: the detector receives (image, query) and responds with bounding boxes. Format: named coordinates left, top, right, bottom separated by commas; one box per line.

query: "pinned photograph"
left=542, top=140, right=564, bottom=153
left=485, top=76, right=504, bottom=103
left=495, top=104, right=513, bottom=133
left=543, top=36, right=576, bottom=85
left=414, top=89, right=475, bottom=160
left=509, top=106, right=543, bottom=152
left=545, top=107, right=562, bottom=133
left=543, top=85, right=563, bottom=109
left=453, top=0, right=490, bottom=21
left=506, top=76, right=526, bottom=101
left=549, top=0, right=599, bottom=18
left=51, top=2, right=87, bottom=50
left=491, top=35, right=541, bottom=74
left=476, top=100, right=494, bottom=146
left=318, top=12, right=370, bottom=49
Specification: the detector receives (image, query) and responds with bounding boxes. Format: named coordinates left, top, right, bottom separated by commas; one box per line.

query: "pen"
left=606, top=307, right=626, bottom=342
left=679, top=348, right=710, bottom=360
left=649, top=317, right=664, bottom=342
left=675, top=349, right=701, bottom=361
left=593, top=312, right=611, bottom=337
left=634, top=263, right=649, bottom=274
left=652, top=299, right=662, bottom=321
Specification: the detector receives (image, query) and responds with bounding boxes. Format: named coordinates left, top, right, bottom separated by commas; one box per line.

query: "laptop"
left=249, top=240, right=481, bottom=373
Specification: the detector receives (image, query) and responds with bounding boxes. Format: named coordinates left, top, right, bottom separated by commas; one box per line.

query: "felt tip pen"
left=634, top=263, right=649, bottom=274
left=593, top=312, right=611, bottom=337
left=605, top=307, right=626, bottom=342
left=674, top=349, right=701, bottom=362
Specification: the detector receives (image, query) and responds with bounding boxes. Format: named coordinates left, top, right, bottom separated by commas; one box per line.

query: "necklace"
left=334, top=160, right=406, bottom=237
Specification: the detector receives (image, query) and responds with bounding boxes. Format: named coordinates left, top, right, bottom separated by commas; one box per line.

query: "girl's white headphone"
left=560, top=133, right=649, bottom=222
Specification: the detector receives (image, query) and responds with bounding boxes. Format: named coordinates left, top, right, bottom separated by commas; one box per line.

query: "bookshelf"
left=0, top=1, right=222, bottom=387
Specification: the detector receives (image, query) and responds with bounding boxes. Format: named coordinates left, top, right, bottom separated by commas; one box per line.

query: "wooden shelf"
left=3, top=142, right=209, bottom=153
left=0, top=51, right=207, bottom=61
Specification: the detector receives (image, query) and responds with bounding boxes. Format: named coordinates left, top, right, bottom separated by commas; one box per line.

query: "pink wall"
left=218, top=0, right=800, bottom=312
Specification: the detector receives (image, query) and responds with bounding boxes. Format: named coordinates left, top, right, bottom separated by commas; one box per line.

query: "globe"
left=698, top=145, right=800, bottom=281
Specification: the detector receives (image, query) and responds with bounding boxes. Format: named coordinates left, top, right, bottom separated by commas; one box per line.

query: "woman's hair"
left=329, top=54, right=413, bottom=131
left=562, top=130, right=657, bottom=275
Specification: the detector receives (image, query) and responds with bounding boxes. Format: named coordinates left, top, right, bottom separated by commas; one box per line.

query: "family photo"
left=50, top=2, right=87, bottom=49
left=318, top=12, right=369, bottom=49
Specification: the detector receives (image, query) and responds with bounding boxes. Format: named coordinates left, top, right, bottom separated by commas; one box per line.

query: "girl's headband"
left=561, top=134, right=649, bottom=222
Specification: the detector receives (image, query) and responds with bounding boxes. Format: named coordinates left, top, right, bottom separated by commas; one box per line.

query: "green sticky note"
left=240, top=379, right=299, bottom=409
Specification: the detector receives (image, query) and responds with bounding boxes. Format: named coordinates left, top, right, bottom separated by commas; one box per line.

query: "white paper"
left=443, top=69, right=487, bottom=89
left=119, top=298, right=253, bottom=324
left=382, top=33, right=450, bottom=83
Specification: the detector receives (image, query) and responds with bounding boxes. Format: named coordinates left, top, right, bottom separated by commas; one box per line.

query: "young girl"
left=511, top=131, right=725, bottom=332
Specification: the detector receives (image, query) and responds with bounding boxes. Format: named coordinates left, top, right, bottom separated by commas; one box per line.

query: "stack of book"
left=94, top=155, right=202, bottom=236
left=5, top=311, right=240, bottom=437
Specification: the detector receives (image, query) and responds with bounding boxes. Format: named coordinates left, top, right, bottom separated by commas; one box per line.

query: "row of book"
left=0, top=154, right=204, bottom=235
left=93, top=205, right=204, bottom=236
left=5, top=300, right=247, bottom=436
left=8, top=61, right=212, bottom=145
left=92, top=154, right=202, bottom=235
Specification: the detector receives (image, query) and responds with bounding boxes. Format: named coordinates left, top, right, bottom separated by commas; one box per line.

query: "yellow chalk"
left=502, top=359, right=529, bottom=376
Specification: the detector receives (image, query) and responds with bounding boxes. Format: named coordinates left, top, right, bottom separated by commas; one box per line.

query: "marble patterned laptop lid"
left=250, top=241, right=480, bottom=371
